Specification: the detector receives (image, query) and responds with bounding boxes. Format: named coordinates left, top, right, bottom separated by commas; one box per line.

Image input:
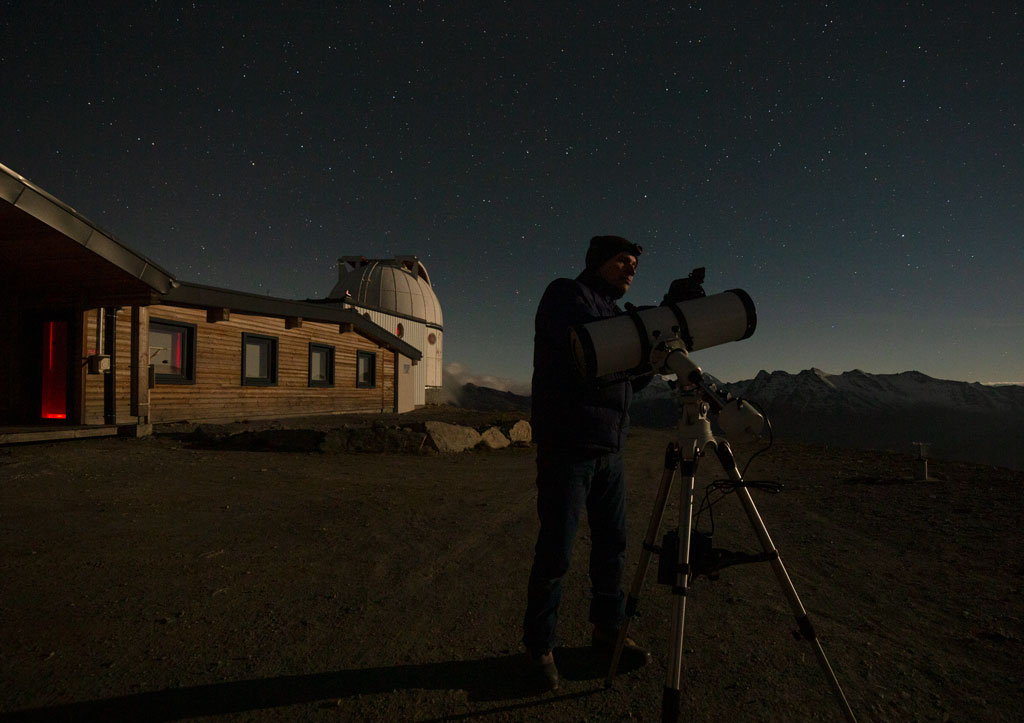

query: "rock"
left=255, top=429, right=323, bottom=452
left=386, top=428, right=428, bottom=453
left=508, top=419, right=532, bottom=446
left=184, top=419, right=509, bottom=455
left=206, top=429, right=324, bottom=452
left=320, top=426, right=427, bottom=454
left=479, top=427, right=510, bottom=449
left=424, top=421, right=482, bottom=453
left=321, top=429, right=350, bottom=454
left=345, top=426, right=387, bottom=453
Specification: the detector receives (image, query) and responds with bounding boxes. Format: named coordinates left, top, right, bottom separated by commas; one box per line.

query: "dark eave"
left=163, top=281, right=422, bottom=360
left=0, top=164, right=177, bottom=304
left=0, top=164, right=420, bottom=360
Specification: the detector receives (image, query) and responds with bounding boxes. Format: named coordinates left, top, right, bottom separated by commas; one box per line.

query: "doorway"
left=40, top=320, right=69, bottom=420
left=3, top=314, right=74, bottom=424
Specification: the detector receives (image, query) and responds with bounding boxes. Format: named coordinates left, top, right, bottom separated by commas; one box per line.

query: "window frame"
left=356, top=350, right=377, bottom=389
left=241, top=332, right=279, bottom=387
left=308, top=343, right=335, bottom=388
left=149, top=318, right=197, bottom=385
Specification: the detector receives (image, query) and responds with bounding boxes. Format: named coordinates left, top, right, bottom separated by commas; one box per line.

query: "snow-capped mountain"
left=724, top=369, right=1024, bottom=414
left=630, top=370, right=1024, bottom=470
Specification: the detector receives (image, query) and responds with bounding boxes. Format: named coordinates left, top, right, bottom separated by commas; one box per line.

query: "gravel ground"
left=1, top=412, right=1021, bottom=722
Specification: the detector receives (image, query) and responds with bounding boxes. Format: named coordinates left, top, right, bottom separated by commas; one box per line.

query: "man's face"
left=596, top=252, right=638, bottom=295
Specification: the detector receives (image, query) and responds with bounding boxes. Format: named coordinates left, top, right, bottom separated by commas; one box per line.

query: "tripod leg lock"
left=624, top=595, right=641, bottom=619
left=657, top=530, right=681, bottom=585
left=794, top=614, right=817, bottom=641
left=656, top=530, right=693, bottom=595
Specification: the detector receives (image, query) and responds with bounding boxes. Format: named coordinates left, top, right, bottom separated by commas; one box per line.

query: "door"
left=40, top=319, right=69, bottom=420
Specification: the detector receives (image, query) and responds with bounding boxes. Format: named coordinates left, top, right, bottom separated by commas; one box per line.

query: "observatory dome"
left=328, top=256, right=442, bottom=327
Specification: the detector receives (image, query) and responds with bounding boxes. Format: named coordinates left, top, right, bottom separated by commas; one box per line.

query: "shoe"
left=592, top=626, right=652, bottom=669
left=525, top=649, right=559, bottom=692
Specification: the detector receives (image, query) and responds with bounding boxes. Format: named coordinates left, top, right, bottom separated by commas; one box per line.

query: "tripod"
left=604, top=346, right=857, bottom=723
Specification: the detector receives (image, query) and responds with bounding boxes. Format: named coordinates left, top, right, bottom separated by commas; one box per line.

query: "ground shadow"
left=1, top=646, right=628, bottom=722
left=843, top=475, right=924, bottom=486
left=168, top=428, right=328, bottom=453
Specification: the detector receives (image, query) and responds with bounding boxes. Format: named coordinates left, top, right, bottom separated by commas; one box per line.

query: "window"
left=242, top=333, right=278, bottom=386
left=356, top=350, right=376, bottom=388
left=309, top=343, right=335, bottom=387
left=150, top=319, right=197, bottom=384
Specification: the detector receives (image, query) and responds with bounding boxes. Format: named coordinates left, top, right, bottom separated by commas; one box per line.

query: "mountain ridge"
left=441, top=369, right=1023, bottom=470
left=632, top=369, right=1024, bottom=470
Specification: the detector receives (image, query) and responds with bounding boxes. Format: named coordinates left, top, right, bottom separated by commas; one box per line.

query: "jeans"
left=522, top=450, right=627, bottom=654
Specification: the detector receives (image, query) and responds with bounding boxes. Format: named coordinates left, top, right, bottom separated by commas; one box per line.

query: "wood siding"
left=83, top=304, right=395, bottom=424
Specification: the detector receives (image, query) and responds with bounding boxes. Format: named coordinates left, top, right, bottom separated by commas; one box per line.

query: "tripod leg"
left=714, top=442, right=858, bottom=723
left=605, top=443, right=679, bottom=688
left=662, top=443, right=699, bottom=723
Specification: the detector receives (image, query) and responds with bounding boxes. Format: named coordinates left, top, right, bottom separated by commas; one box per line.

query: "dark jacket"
left=531, top=272, right=639, bottom=455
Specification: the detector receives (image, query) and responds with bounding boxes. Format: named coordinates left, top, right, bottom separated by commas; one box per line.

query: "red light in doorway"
left=41, top=320, right=68, bottom=419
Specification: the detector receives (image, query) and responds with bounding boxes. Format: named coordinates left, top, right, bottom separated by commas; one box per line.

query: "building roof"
left=164, top=281, right=421, bottom=360
left=328, top=256, right=443, bottom=329
left=0, top=163, right=176, bottom=307
left=0, top=164, right=420, bottom=359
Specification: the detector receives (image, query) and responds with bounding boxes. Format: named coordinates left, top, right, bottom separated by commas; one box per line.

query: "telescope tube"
left=570, top=289, right=756, bottom=379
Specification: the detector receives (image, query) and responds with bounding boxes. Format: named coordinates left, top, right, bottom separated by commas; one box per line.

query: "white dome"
left=329, top=256, right=443, bottom=327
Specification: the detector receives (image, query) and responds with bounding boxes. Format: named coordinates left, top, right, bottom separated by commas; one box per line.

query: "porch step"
left=0, top=426, right=119, bottom=445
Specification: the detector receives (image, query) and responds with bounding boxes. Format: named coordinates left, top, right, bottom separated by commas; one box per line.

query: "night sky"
left=4, top=2, right=1022, bottom=389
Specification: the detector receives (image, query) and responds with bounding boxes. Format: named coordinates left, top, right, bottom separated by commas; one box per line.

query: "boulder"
left=424, top=421, right=482, bottom=453
left=508, top=419, right=532, bottom=446
left=321, top=426, right=428, bottom=454
left=341, top=426, right=381, bottom=453
left=479, top=427, right=510, bottom=449
left=251, top=429, right=324, bottom=452
left=208, top=429, right=325, bottom=452
left=321, top=428, right=350, bottom=454
left=385, top=427, right=429, bottom=454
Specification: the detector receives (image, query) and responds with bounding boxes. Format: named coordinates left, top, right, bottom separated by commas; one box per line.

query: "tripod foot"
left=661, top=686, right=681, bottom=723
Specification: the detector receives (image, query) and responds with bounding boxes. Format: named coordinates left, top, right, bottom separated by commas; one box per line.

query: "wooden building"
left=0, top=164, right=421, bottom=442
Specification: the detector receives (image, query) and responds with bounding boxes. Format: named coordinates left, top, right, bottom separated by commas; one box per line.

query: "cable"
left=739, top=399, right=773, bottom=478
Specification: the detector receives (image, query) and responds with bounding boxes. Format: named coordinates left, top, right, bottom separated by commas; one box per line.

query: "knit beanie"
left=585, top=235, right=643, bottom=271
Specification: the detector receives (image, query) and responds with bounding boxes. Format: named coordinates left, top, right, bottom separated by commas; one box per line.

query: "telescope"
left=570, top=272, right=756, bottom=379
left=589, top=277, right=858, bottom=723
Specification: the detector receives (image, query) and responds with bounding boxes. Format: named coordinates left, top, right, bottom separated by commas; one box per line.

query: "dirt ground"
left=1, top=409, right=1021, bottom=722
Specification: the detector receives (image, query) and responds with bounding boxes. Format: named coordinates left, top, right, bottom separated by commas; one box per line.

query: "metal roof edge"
left=320, top=297, right=445, bottom=331
left=0, top=163, right=177, bottom=294
left=163, top=281, right=422, bottom=360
